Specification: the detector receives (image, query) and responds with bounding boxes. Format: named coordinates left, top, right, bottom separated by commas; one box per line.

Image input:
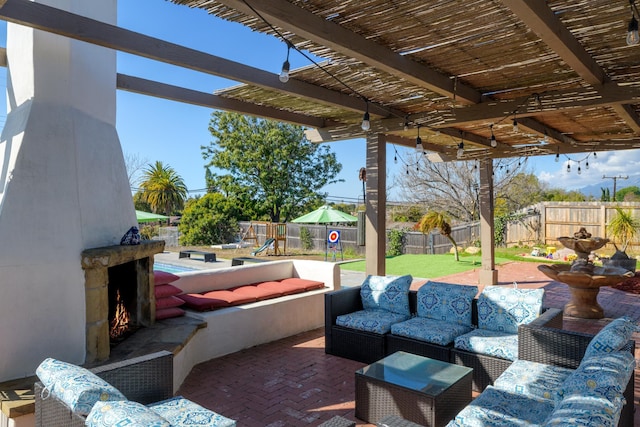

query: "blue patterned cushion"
left=558, top=351, right=635, bottom=402
left=447, top=386, right=554, bottom=426
left=544, top=394, right=624, bottom=427
left=416, top=281, right=478, bottom=326
left=494, top=360, right=573, bottom=402
left=336, top=309, right=410, bottom=334
left=584, top=316, right=638, bottom=359
left=360, top=275, right=412, bottom=316
left=35, top=358, right=126, bottom=416
left=149, top=396, right=236, bottom=427
left=86, top=400, right=170, bottom=427
left=477, top=286, right=544, bottom=333
left=454, top=328, right=519, bottom=361
left=391, top=317, right=473, bottom=346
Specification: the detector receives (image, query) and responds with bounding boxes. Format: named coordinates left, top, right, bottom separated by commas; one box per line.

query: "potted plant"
left=604, top=207, right=640, bottom=272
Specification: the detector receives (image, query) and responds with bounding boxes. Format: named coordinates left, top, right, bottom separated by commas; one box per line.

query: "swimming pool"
left=154, top=262, right=196, bottom=274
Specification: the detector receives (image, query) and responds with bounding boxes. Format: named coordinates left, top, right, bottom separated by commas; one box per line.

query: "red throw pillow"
left=154, top=270, right=180, bottom=285
left=156, top=307, right=185, bottom=320
left=155, top=284, right=182, bottom=298
left=156, top=296, right=185, bottom=309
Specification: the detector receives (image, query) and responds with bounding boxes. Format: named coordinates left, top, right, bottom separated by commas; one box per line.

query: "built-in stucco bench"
left=170, top=259, right=340, bottom=387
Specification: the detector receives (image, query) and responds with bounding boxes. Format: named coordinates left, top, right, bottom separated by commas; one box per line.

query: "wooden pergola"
left=2, top=0, right=640, bottom=283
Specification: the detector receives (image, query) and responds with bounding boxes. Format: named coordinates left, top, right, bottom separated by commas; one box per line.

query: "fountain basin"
left=538, top=264, right=633, bottom=319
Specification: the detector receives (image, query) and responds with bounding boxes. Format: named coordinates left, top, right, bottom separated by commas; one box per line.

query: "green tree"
left=615, top=186, right=640, bottom=202
left=179, top=193, right=240, bottom=245
left=138, top=161, right=187, bottom=215
left=417, top=211, right=459, bottom=261
left=203, top=112, right=343, bottom=223
left=601, top=187, right=610, bottom=202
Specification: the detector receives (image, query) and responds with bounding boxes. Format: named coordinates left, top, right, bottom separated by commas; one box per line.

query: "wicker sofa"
left=446, top=317, right=637, bottom=427
left=34, top=351, right=235, bottom=427
left=325, top=280, right=563, bottom=391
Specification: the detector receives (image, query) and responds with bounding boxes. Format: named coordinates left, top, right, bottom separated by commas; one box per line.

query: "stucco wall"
left=0, top=0, right=135, bottom=382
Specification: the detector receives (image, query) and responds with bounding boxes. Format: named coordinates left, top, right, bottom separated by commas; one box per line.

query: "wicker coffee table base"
left=355, top=369, right=472, bottom=426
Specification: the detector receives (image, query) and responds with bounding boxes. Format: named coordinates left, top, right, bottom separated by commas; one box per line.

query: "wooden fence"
left=240, top=202, right=640, bottom=256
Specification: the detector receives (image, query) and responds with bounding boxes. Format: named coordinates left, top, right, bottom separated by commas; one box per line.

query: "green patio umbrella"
left=291, top=205, right=358, bottom=260
left=136, top=210, right=170, bottom=223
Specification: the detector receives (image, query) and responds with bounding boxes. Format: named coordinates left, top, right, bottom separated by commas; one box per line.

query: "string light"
left=585, top=160, right=589, bottom=170
left=512, top=116, right=519, bottom=133
left=489, top=124, right=497, bottom=148
left=628, top=0, right=640, bottom=46
left=279, top=43, right=291, bottom=83
left=361, top=102, right=370, bottom=131
left=566, top=163, right=571, bottom=173
left=577, top=163, right=582, bottom=175
left=416, top=126, right=423, bottom=152
left=457, top=141, right=465, bottom=159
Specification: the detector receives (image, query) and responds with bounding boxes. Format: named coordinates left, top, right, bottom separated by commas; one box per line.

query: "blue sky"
left=2, top=0, right=640, bottom=202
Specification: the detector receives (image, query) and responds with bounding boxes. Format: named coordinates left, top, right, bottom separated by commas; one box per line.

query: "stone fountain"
left=537, top=228, right=634, bottom=319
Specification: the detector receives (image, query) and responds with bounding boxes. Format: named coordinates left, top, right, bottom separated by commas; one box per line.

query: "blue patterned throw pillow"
left=417, top=281, right=478, bottom=326
left=360, top=275, right=412, bottom=316
left=36, top=358, right=126, bottom=416
left=558, top=351, right=636, bottom=402
left=477, top=286, right=544, bottom=333
left=584, top=316, right=638, bottom=359
left=86, top=400, right=170, bottom=427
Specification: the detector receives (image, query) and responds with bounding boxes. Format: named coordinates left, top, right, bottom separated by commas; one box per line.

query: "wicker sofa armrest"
left=530, top=307, right=563, bottom=329
left=35, top=351, right=173, bottom=427
left=325, top=286, right=363, bottom=354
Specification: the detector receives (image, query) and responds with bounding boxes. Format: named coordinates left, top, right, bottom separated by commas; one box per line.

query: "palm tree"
left=139, top=161, right=187, bottom=216
left=607, top=207, right=640, bottom=254
left=417, top=211, right=460, bottom=261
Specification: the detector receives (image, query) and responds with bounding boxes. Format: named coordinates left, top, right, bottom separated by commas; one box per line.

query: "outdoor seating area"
left=325, top=276, right=563, bottom=391
left=7, top=267, right=640, bottom=427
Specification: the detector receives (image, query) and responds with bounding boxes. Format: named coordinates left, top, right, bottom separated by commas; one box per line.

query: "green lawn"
left=339, top=253, right=513, bottom=278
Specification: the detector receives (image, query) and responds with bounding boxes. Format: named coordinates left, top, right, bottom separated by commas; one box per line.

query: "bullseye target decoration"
left=327, top=230, right=340, bottom=243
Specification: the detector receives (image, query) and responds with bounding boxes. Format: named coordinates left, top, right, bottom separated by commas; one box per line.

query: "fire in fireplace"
left=110, top=290, right=131, bottom=342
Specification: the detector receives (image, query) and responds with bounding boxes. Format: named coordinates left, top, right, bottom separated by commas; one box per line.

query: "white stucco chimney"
left=0, top=0, right=136, bottom=381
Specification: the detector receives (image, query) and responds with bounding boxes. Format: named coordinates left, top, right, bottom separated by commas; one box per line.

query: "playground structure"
left=242, top=222, right=287, bottom=256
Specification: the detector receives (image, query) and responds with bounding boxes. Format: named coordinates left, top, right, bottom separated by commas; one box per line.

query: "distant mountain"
left=578, top=182, right=610, bottom=199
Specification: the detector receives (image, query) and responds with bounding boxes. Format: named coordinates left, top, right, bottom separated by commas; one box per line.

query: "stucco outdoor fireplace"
left=81, top=240, right=165, bottom=363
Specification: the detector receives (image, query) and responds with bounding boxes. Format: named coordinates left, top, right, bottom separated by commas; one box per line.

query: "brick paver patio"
left=176, top=261, right=640, bottom=426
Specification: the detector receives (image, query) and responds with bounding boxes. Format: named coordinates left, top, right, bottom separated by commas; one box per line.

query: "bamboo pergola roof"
left=168, top=0, right=640, bottom=161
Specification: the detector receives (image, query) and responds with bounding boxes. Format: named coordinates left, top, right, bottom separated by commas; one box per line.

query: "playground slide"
left=251, top=238, right=275, bottom=256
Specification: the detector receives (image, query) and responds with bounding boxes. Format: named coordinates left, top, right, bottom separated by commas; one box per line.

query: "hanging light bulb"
left=394, top=154, right=398, bottom=164
left=512, top=118, right=519, bottom=133
left=416, top=126, right=423, bottom=152
left=457, top=141, right=464, bottom=159
left=577, top=164, right=582, bottom=175
left=628, top=6, right=640, bottom=46
left=543, top=129, right=549, bottom=142
left=361, top=102, right=370, bottom=131
left=489, top=124, right=497, bottom=148
left=279, top=44, right=291, bottom=83
left=593, top=152, right=597, bottom=159
left=567, top=163, right=571, bottom=173
left=585, top=160, right=589, bottom=170
left=403, top=120, right=409, bottom=131
left=555, top=152, right=559, bottom=162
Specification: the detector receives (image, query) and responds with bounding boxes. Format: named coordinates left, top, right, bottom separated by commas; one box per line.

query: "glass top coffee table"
left=355, top=351, right=472, bottom=426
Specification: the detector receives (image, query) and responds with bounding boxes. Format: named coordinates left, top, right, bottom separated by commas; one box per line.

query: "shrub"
left=300, top=227, right=314, bottom=250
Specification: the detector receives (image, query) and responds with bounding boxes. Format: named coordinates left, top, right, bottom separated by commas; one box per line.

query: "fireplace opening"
left=108, top=261, right=141, bottom=345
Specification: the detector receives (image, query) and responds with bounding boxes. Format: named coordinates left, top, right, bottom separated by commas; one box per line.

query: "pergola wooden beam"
left=214, top=0, right=483, bottom=105
left=116, top=74, right=330, bottom=128
left=503, top=0, right=640, bottom=134
left=0, top=0, right=394, bottom=118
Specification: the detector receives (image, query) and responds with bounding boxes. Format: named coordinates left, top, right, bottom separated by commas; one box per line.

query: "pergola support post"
left=365, top=133, right=386, bottom=276
left=479, top=158, right=498, bottom=286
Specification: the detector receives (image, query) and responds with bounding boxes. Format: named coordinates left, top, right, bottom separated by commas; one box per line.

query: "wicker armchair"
left=518, top=321, right=636, bottom=427
left=34, top=350, right=173, bottom=427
